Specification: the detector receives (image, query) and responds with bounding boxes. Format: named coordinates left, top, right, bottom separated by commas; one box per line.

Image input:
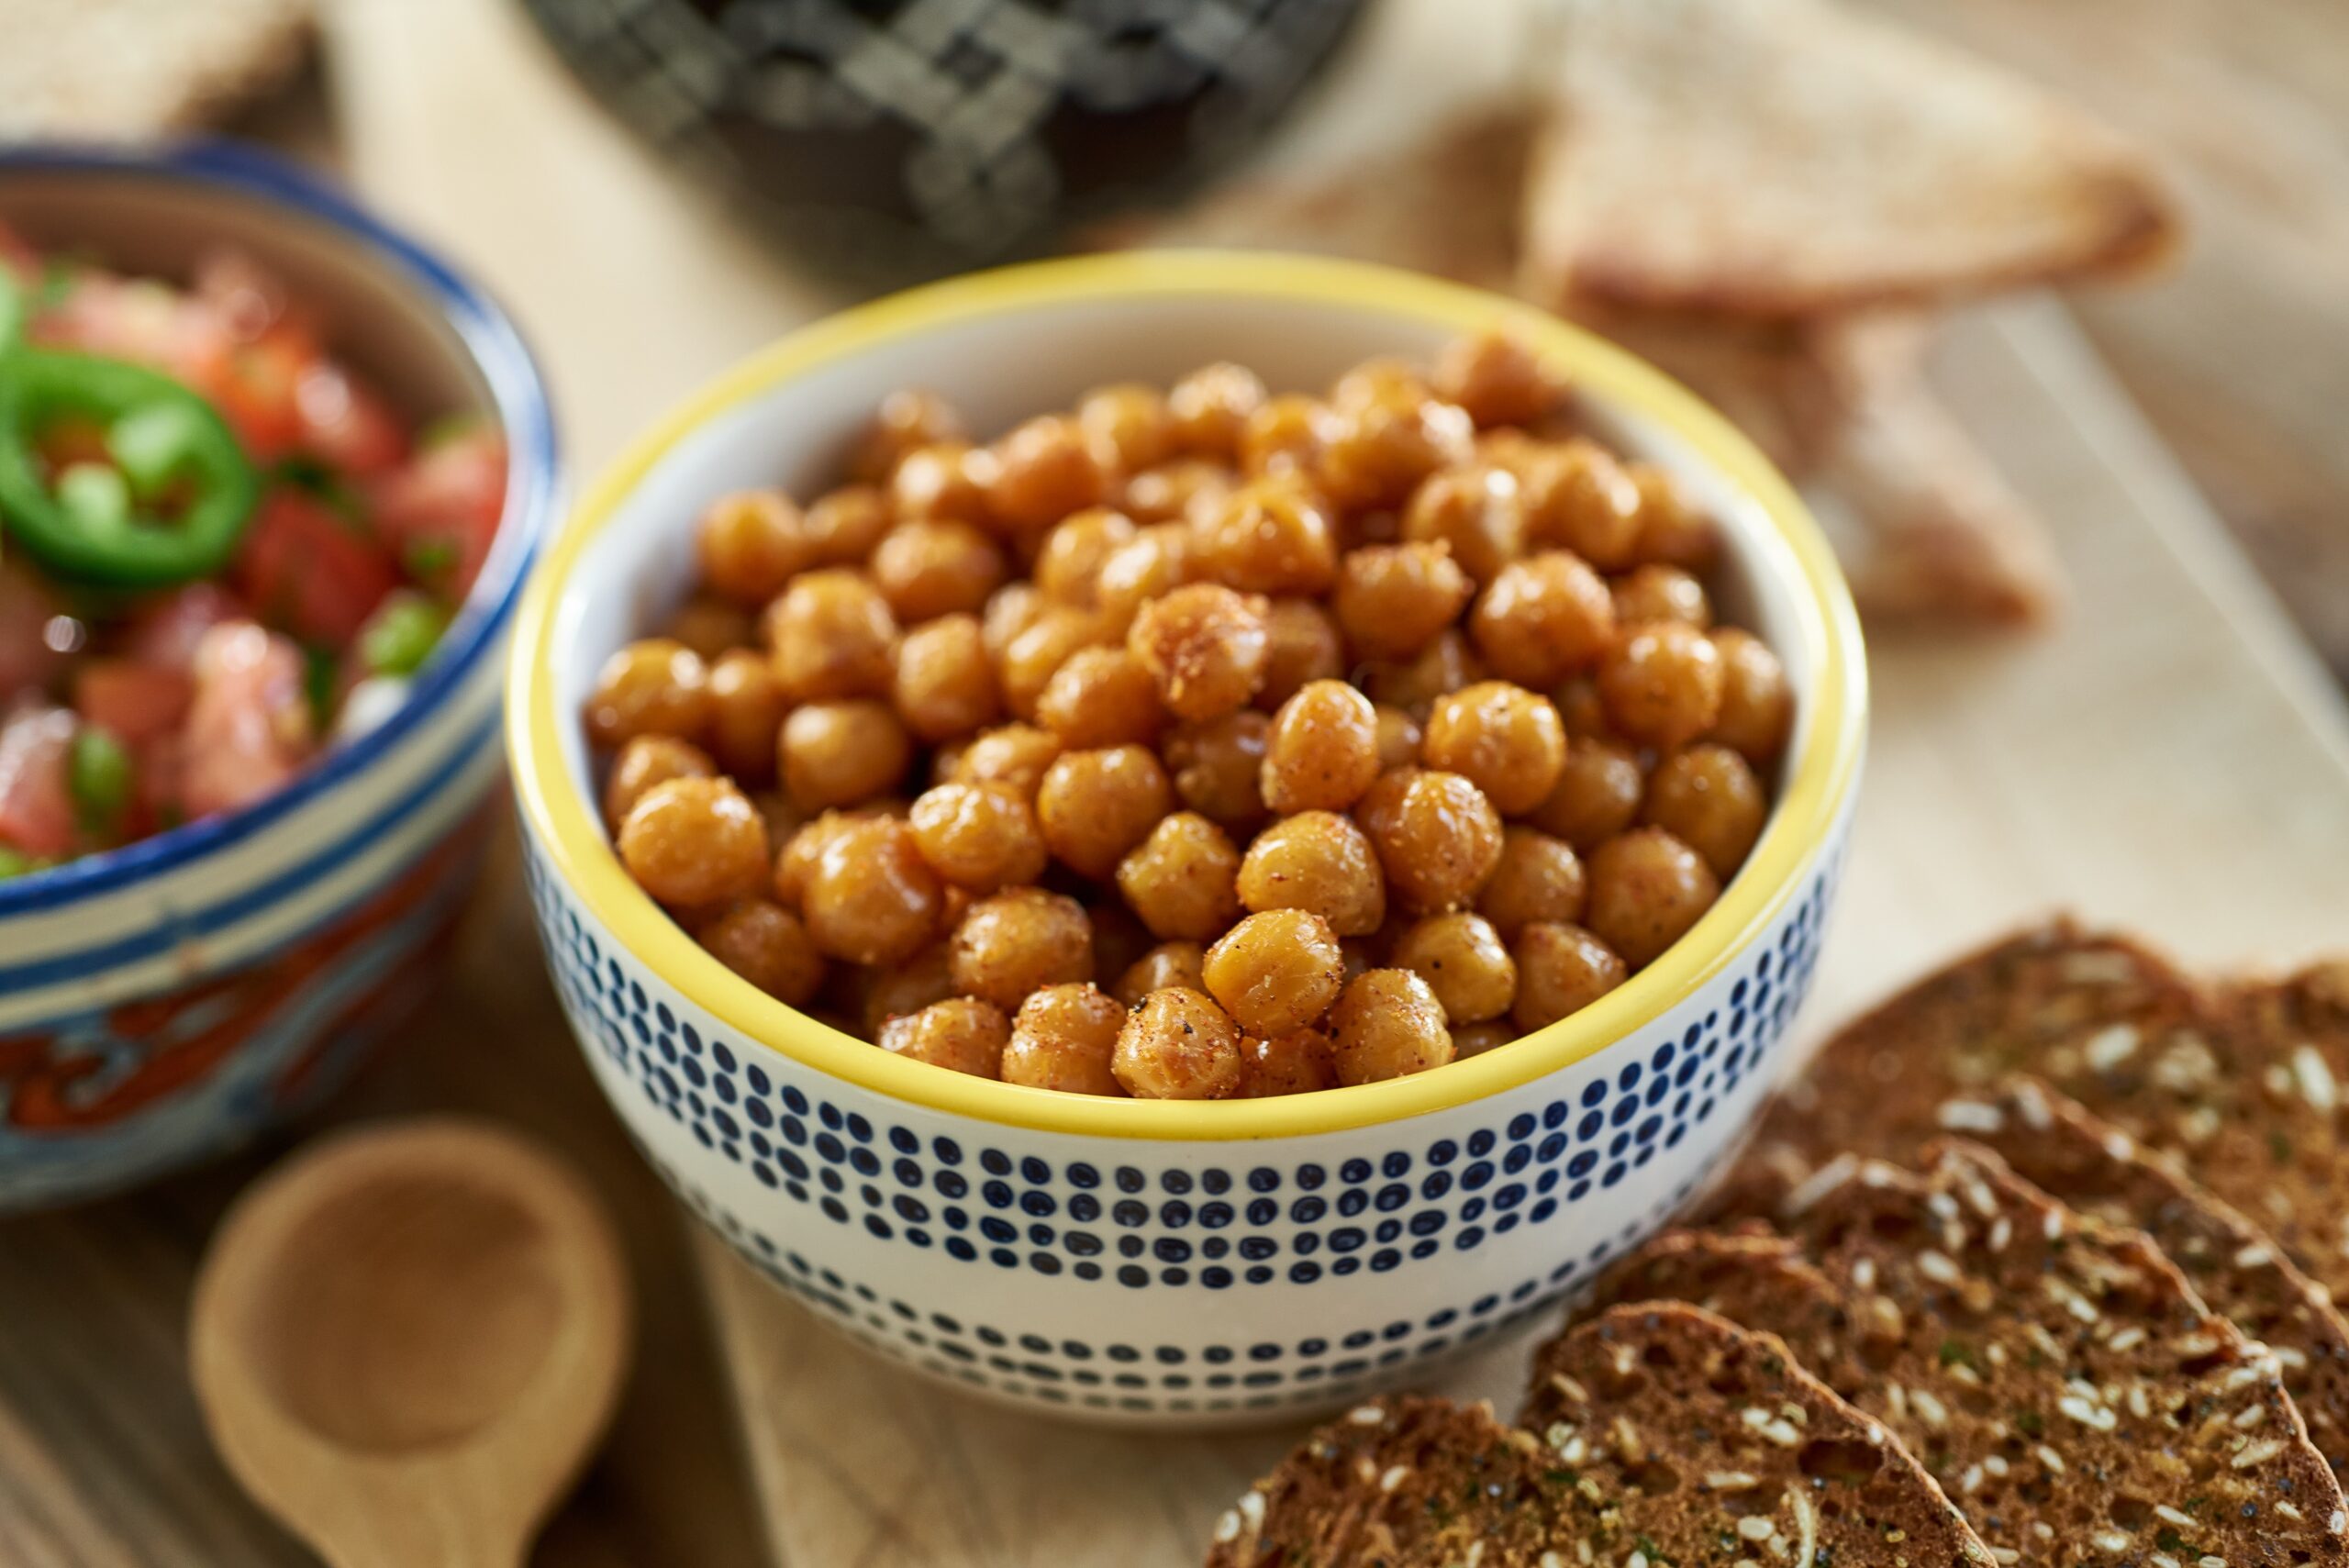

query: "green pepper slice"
left=0, top=349, right=259, bottom=588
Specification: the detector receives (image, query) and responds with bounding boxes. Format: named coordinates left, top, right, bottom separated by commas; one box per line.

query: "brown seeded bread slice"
left=1583, top=1144, right=2349, bottom=1563
left=1731, top=922, right=2349, bottom=1307
left=1944, top=1075, right=2349, bottom=1476
left=1207, top=1307, right=1993, bottom=1568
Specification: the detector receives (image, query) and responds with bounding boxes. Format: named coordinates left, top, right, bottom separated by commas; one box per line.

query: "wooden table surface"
left=3, top=1, right=2347, bottom=1564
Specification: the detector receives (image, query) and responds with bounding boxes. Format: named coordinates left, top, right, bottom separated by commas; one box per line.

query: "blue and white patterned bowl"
left=0, top=143, right=558, bottom=1212
left=508, top=253, right=1865, bottom=1428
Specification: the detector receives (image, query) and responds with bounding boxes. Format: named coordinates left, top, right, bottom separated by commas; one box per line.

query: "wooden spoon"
left=191, top=1118, right=632, bottom=1568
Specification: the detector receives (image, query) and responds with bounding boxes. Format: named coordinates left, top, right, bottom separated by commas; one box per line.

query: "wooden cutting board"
left=328, top=2, right=2349, bottom=1564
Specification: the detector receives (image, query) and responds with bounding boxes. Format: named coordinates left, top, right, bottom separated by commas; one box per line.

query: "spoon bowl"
left=192, top=1118, right=630, bottom=1568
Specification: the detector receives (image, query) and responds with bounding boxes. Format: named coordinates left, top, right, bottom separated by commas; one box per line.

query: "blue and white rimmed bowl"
left=0, top=143, right=557, bottom=1211
left=510, top=252, right=1865, bottom=1429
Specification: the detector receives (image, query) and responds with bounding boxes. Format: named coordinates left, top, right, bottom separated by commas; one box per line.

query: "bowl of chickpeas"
left=507, top=251, right=1865, bottom=1428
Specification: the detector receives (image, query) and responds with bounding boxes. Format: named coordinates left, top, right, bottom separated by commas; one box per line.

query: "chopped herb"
left=68, top=725, right=131, bottom=836
left=273, top=456, right=367, bottom=527
left=2014, top=1409, right=2045, bottom=1438
left=0, top=845, right=30, bottom=879
left=403, top=535, right=459, bottom=579
left=2270, top=1130, right=2294, bottom=1165
left=303, top=643, right=340, bottom=728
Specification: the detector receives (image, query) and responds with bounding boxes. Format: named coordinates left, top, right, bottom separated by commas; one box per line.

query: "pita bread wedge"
left=0, top=0, right=314, bottom=139
left=1520, top=0, right=2179, bottom=318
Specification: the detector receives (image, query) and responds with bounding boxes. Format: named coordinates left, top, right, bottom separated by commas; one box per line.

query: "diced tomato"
left=0, top=562, right=67, bottom=700
left=204, top=328, right=310, bottom=461
left=0, top=706, right=79, bottom=858
left=234, top=488, right=399, bottom=647
left=181, top=623, right=314, bottom=819
left=29, top=273, right=233, bottom=392
left=134, top=731, right=186, bottom=838
left=0, top=222, right=39, bottom=283
left=371, top=425, right=507, bottom=600
left=125, top=583, right=250, bottom=673
left=73, top=660, right=195, bottom=748
left=293, top=361, right=409, bottom=477
left=192, top=250, right=291, bottom=344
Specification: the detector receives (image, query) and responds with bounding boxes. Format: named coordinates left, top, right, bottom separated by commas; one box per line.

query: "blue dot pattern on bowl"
left=524, top=836, right=1841, bottom=1417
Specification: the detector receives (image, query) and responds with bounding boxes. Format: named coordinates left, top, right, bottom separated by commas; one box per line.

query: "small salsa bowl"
left=508, top=252, right=1864, bottom=1428
left=0, top=143, right=557, bottom=1210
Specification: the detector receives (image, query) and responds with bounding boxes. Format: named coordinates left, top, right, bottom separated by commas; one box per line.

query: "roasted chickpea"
left=773, top=809, right=852, bottom=908
left=1451, top=1021, right=1513, bottom=1060
left=1585, top=828, right=1720, bottom=969
left=1203, top=909, right=1345, bottom=1037
left=1120, top=461, right=1231, bottom=528
left=1238, top=393, right=1334, bottom=478
left=764, top=569, right=898, bottom=702
left=1114, top=942, right=1207, bottom=1007
left=1358, top=768, right=1504, bottom=913
left=1168, top=361, right=1267, bottom=458
left=862, top=943, right=957, bottom=1033
left=603, top=734, right=714, bottom=831
left=987, top=414, right=1111, bottom=535
left=894, top=614, right=1001, bottom=742
left=618, top=776, right=770, bottom=908
left=1192, top=478, right=1339, bottom=596
left=997, top=605, right=1110, bottom=719
left=1035, top=645, right=1164, bottom=747
left=1236, top=810, right=1386, bottom=936
left=1328, top=968, right=1453, bottom=1085
left=889, top=440, right=996, bottom=527
left=1373, top=705, right=1424, bottom=770
left=878, top=997, right=1008, bottom=1078
left=1520, top=439, right=1642, bottom=570
left=1400, top=463, right=1524, bottom=584
left=1390, top=911, right=1517, bottom=1024
left=1128, top=583, right=1271, bottom=721
left=1360, top=628, right=1483, bottom=718
left=697, top=489, right=811, bottom=605
left=950, top=886, right=1093, bottom=1010
left=1470, top=553, right=1615, bottom=688
left=1035, top=744, right=1174, bottom=878
left=1116, top=812, right=1242, bottom=940
left=586, top=638, right=711, bottom=748
left=1261, top=679, right=1381, bottom=815
left=1610, top=563, right=1711, bottom=629
left=1709, top=628, right=1794, bottom=766
left=1113, top=987, right=1243, bottom=1100
left=980, top=581, right=1045, bottom=663
left=661, top=595, right=756, bottom=662
left=1002, top=984, right=1127, bottom=1095
left=1642, top=744, right=1767, bottom=880
left=1236, top=1029, right=1339, bottom=1097
left=1330, top=357, right=1427, bottom=410
left=707, top=649, right=786, bottom=783
left=1550, top=674, right=1612, bottom=740
left=869, top=518, right=1007, bottom=623
left=1332, top=540, right=1473, bottom=661
left=1529, top=737, right=1645, bottom=851
left=1598, top=622, right=1724, bottom=751
left=849, top=388, right=966, bottom=484
left=1094, top=522, right=1195, bottom=629
left=1078, top=383, right=1174, bottom=475
left=1319, top=383, right=1475, bottom=511
left=1510, top=922, right=1627, bottom=1030
left=779, top=700, right=910, bottom=809
left=954, top=723, right=1062, bottom=799
left=1628, top=462, right=1720, bottom=573
left=1162, top=710, right=1271, bottom=833
left=804, top=483, right=896, bottom=565
left=698, top=898, right=825, bottom=1006
left=799, top=817, right=943, bottom=966
left=1033, top=506, right=1139, bottom=607
left=1421, top=681, right=1567, bottom=816
left=1255, top=598, right=1346, bottom=710
left=907, top=781, right=1049, bottom=892
left=1477, top=827, right=1586, bottom=939
left=1432, top=329, right=1568, bottom=429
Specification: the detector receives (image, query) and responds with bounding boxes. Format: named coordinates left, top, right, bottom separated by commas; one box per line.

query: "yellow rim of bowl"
left=509, top=251, right=1867, bottom=1142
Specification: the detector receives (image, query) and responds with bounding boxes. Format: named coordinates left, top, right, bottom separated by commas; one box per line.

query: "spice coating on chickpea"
left=1237, top=1029, right=1339, bottom=1097
left=1115, top=941, right=1208, bottom=1007
left=1643, top=743, right=1767, bottom=881
left=1128, top=582, right=1270, bottom=721
left=1319, top=382, right=1475, bottom=512
left=1328, top=968, right=1454, bottom=1086
left=1033, top=506, right=1139, bottom=608
left=1358, top=768, right=1504, bottom=913
left=698, top=898, right=825, bottom=1006
left=798, top=817, right=943, bottom=967
left=766, top=570, right=898, bottom=702
left=586, top=639, right=711, bottom=749
left=1390, top=911, right=1518, bottom=1025
left=617, top=775, right=769, bottom=908
left=1477, top=827, right=1587, bottom=940
left=1036, top=645, right=1164, bottom=748
left=1113, top=986, right=1244, bottom=1100
left=1470, top=553, right=1614, bottom=689
left=1262, top=679, right=1381, bottom=815
left=1002, top=983, right=1127, bottom=1095
left=1331, top=540, right=1472, bottom=661
left=1585, top=828, right=1720, bottom=970
left=1420, top=681, right=1567, bottom=817
left=603, top=734, right=713, bottom=831
left=1598, top=622, right=1725, bottom=751
left=1236, top=810, right=1386, bottom=937
left=1036, top=745, right=1174, bottom=879
left=948, top=885, right=1094, bottom=1010
left=1163, top=710, right=1270, bottom=833
left=1400, top=463, right=1523, bottom=584
left=953, top=722, right=1062, bottom=800
left=878, top=997, right=1008, bottom=1079
left=1193, top=478, right=1339, bottom=596
left=1116, top=812, right=1242, bottom=941
left=1510, top=921, right=1628, bottom=1031
left=996, top=605, right=1111, bottom=720
left=1204, top=908, right=1345, bottom=1038
left=1095, top=523, right=1194, bottom=628
left=909, top=781, right=1048, bottom=892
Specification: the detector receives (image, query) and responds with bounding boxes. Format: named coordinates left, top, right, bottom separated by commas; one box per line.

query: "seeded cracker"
left=1943, top=1074, right=2349, bottom=1477
left=1588, top=1143, right=2349, bottom=1564
left=1207, top=1306, right=1990, bottom=1568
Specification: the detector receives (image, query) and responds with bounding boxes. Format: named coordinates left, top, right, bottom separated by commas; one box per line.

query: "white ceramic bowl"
left=509, top=253, right=1865, bottom=1429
